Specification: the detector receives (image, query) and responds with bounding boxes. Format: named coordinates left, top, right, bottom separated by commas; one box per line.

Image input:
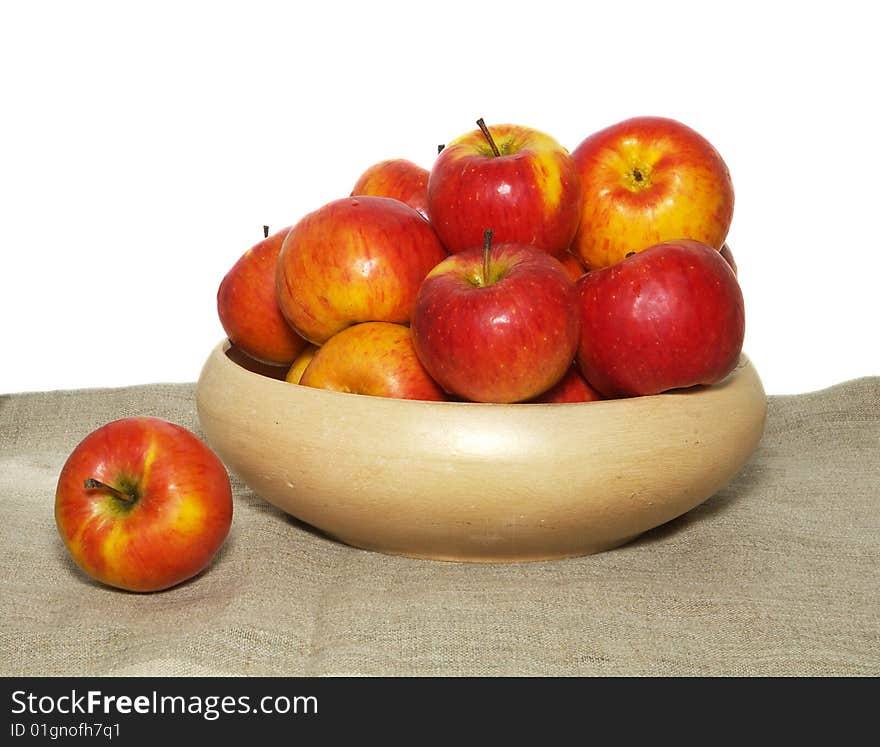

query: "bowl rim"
left=204, top=338, right=754, bottom=412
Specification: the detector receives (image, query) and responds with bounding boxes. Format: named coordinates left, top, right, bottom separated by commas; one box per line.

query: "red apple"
left=217, top=226, right=308, bottom=365
left=300, top=322, right=446, bottom=401
left=575, top=239, right=745, bottom=398
left=427, top=120, right=583, bottom=256
left=55, top=417, right=233, bottom=592
left=411, top=234, right=580, bottom=403
left=351, top=158, right=430, bottom=221
left=570, top=116, right=734, bottom=269
left=527, top=366, right=603, bottom=403
left=276, top=196, right=448, bottom=344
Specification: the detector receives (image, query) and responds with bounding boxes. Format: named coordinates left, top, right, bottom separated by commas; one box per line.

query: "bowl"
left=196, top=340, right=767, bottom=562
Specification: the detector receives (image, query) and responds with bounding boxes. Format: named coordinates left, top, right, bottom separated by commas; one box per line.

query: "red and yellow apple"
left=55, top=417, right=233, bottom=592
left=285, top=343, right=319, bottom=384
left=570, top=116, right=734, bottom=269
left=559, top=251, right=588, bottom=283
left=411, top=236, right=580, bottom=403
left=351, top=158, right=430, bottom=221
left=575, top=239, right=745, bottom=398
left=528, top=366, right=603, bottom=404
left=217, top=226, right=308, bottom=365
left=299, top=321, right=446, bottom=401
left=276, top=196, right=447, bottom=344
left=427, top=121, right=583, bottom=256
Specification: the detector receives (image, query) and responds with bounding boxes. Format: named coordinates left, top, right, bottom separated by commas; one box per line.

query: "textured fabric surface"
left=1, top=378, right=877, bottom=677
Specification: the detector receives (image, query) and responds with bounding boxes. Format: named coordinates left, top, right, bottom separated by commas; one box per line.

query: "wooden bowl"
left=196, top=340, right=767, bottom=562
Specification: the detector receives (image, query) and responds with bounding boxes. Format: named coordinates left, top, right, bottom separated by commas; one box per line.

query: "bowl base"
left=325, top=532, right=644, bottom=564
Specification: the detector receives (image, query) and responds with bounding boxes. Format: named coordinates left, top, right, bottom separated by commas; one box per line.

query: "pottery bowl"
left=196, top=340, right=766, bottom=562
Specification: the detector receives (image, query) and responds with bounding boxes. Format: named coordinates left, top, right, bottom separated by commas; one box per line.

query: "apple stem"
left=476, top=118, right=501, bottom=157
left=263, top=225, right=269, bottom=238
left=437, top=143, right=445, bottom=154
left=84, top=478, right=135, bottom=503
left=482, top=229, right=494, bottom=286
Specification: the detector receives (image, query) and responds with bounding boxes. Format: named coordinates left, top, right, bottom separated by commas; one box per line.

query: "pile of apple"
left=52, top=115, right=744, bottom=595
left=218, top=116, right=744, bottom=404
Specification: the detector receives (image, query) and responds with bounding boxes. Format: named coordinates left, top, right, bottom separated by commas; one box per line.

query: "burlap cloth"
left=1, top=378, right=877, bottom=677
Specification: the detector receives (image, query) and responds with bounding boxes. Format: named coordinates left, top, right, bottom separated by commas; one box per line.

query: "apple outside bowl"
left=195, top=340, right=767, bottom=563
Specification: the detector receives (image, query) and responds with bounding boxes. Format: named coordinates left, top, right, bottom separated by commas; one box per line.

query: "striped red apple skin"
left=55, top=417, right=233, bottom=593
left=352, top=158, right=430, bottom=221
left=217, top=226, right=307, bottom=365
left=427, top=123, right=583, bottom=257
left=411, top=242, right=580, bottom=404
left=570, top=116, right=734, bottom=270
left=575, top=239, right=745, bottom=398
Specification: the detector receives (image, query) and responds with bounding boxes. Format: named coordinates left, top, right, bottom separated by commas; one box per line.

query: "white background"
left=1, top=0, right=877, bottom=395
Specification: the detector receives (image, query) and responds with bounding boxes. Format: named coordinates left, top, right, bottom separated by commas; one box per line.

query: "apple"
left=276, top=196, right=447, bottom=344
left=351, top=158, right=430, bottom=221
left=411, top=233, right=580, bottom=403
left=55, top=417, right=233, bottom=592
left=299, top=321, right=446, bottom=401
left=570, top=116, right=734, bottom=269
left=720, top=242, right=738, bottom=275
left=575, top=239, right=745, bottom=398
left=559, top=251, right=588, bottom=283
left=217, top=226, right=308, bottom=365
left=528, top=365, right=603, bottom=403
left=427, top=119, right=583, bottom=256
left=285, top=343, right=319, bottom=384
